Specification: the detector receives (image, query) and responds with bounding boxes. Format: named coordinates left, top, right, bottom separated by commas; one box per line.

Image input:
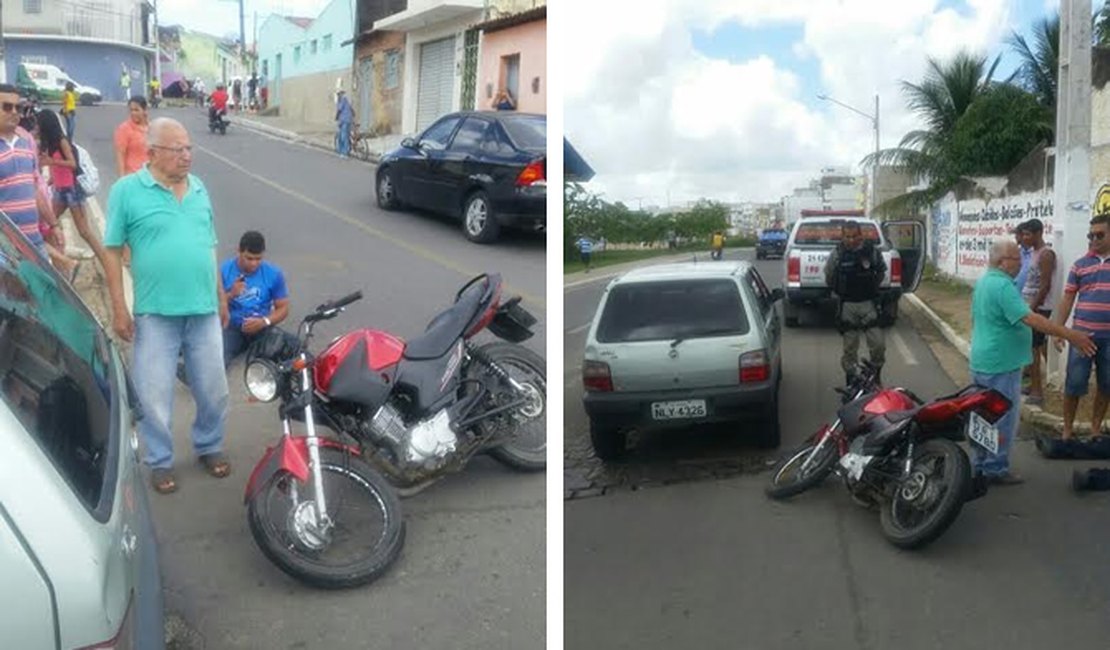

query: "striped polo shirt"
left=0, top=133, right=42, bottom=247
left=1065, top=252, right=1110, bottom=337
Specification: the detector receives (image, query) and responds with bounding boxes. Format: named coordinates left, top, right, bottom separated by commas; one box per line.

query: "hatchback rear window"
left=596, top=279, right=750, bottom=343
left=500, top=115, right=545, bottom=150
left=794, top=222, right=880, bottom=246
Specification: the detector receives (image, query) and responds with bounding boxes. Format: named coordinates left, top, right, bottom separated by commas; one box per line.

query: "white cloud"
left=564, top=0, right=1027, bottom=206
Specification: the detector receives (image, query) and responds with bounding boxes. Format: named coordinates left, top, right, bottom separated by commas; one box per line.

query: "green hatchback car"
left=0, top=217, right=163, bottom=647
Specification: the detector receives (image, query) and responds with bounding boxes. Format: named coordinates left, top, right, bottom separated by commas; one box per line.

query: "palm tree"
left=862, top=50, right=1000, bottom=212
left=1096, top=2, right=1110, bottom=45
left=1007, top=14, right=1059, bottom=113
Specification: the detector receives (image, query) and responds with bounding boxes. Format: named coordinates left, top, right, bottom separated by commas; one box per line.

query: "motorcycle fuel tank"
left=315, top=329, right=405, bottom=404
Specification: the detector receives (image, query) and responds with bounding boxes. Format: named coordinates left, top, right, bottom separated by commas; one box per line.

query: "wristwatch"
left=263, top=317, right=272, bottom=327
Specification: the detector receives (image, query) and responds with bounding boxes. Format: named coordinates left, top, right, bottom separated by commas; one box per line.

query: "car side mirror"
left=401, top=137, right=418, bottom=150
left=770, top=288, right=785, bottom=303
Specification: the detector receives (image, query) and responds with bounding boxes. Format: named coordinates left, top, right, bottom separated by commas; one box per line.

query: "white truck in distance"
left=782, top=216, right=925, bottom=328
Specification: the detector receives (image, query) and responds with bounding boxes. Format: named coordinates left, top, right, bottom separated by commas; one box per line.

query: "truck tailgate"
left=799, top=249, right=831, bottom=287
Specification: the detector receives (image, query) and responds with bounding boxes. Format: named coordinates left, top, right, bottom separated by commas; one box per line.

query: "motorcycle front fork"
left=288, top=360, right=332, bottom=535
left=802, top=418, right=842, bottom=473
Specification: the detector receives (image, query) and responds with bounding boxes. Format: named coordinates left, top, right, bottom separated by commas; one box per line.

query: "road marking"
left=194, top=143, right=544, bottom=309
left=891, top=329, right=919, bottom=366
left=566, top=322, right=591, bottom=335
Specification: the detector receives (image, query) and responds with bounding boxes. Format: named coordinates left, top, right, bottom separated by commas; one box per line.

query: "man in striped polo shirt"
left=0, top=84, right=52, bottom=257
left=1054, top=214, right=1110, bottom=440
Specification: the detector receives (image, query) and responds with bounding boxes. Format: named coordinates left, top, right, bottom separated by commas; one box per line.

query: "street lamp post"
left=818, top=93, right=880, bottom=218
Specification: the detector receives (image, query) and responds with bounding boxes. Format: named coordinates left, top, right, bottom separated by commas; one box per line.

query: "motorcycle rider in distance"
left=825, top=221, right=886, bottom=386
left=209, top=83, right=229, bottom=127
left=710, top=230, right=725, bottom=260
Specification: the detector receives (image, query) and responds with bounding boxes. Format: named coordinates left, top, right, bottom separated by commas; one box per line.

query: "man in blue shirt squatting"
left=969, top=237, right=1095, bottom=486
left=220, top=230, right=294, bottom=367
left=103, top=116, right=231, bottom=495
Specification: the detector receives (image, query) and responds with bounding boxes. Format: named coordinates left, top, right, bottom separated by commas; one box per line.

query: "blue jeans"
left=337, top=121, right=351, bottom=156
left=969, top=369, right=1022, bottom=476
left=133, top=314, right=229, bottom=469
left=1065, top=337, right=1110, bottom=397
left=65, top=113, right=75, bottom=140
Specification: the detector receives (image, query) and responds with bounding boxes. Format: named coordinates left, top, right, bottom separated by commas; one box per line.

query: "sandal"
left=199, top=453, right=231, bottom=478
left=151, top=468, right=178, bottom=494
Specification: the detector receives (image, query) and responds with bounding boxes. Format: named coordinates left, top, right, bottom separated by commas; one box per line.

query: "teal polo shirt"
left=104, top=166, right=218, bottom=316
left=970, top=267, right=1033, bottom=374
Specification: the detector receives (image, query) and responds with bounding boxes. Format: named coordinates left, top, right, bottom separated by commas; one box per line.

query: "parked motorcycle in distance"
left=765, top=361, right=1008, bottom=549
left=242, top=273, right=546, bottom=588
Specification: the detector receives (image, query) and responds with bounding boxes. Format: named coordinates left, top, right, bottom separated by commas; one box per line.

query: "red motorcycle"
left=242, top=273, right=545, bottom=588
left=765, top=361, right=1010, bottom=549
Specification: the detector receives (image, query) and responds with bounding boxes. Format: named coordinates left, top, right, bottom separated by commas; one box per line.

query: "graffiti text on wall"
left=955, top=197, right=1054, bottom=272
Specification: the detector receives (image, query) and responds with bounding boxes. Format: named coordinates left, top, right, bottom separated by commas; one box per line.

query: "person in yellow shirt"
left=148, top=77, right=161, bottom=108
left=61, top=82, right=77, bottom=139
left=710, top=230, right=725, bottom=260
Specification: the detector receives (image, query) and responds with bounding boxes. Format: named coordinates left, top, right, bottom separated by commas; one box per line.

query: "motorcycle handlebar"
left=318, top=291, right=362, bottom=313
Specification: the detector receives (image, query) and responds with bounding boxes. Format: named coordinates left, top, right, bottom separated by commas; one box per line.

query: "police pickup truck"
left=782, top=216, right=925, bottom=328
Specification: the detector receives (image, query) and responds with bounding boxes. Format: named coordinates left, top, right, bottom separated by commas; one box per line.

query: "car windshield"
left=500, top=115, right=545, bottom=151
left=794, top=222, right=881, bottom=246
left=596, top=279, right=749, bottom=343
left=0, top=214, right=116, bottom=512
left=761, top=229, right=787, bottom=240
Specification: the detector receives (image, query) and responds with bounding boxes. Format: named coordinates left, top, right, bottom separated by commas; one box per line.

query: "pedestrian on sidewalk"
left=37, top=110, right=109, bottom=274
left=493, top=89, right=516, bottom=111
left=119, top=68, right=131, bottom=103
left=335, top=90, right=354, bottom=158
left=1020, top=218, right=1056, bottom=406
left=60, top=82, right=77, bottom=140
left=103, top=117, right=231, bottom=495
left=114, top=96, right=149, bottom=177
left=971, top=238, right=1094, bottom=484
left=1053, top=214, right=1110, bottom=440
left=247, top=73, right=258, bottom=111
left=18, top=105, right=77, bottom=281
left=576, top=235, right=593, bottom=272
left=1013, top=221, right=1032, bottom=292
left=824, top=221, right=886, bottom=386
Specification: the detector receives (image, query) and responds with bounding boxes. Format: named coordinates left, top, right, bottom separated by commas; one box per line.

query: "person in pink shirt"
left=114, top=96, right=149, bottom=176
left=16, top=104, right=78, bottom=281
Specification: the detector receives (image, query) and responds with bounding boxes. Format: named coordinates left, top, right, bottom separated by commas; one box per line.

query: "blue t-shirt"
left=221, top=258, right=288, bottom=329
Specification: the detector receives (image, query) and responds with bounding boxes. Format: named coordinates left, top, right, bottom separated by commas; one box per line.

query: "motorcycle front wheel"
left=878, top=438, right=971, bottom=550
left=470, top=342, right=547, bottom=471
left=247, top=447, right=405, bottom=589
left=765, top=437, right=838, bottom=500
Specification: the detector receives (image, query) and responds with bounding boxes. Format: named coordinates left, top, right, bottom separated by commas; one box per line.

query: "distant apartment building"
left=782, top=166, right=862, bottom=224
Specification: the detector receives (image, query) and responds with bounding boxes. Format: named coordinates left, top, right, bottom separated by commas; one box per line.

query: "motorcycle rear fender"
left=243, top=435, right=362, bottom=504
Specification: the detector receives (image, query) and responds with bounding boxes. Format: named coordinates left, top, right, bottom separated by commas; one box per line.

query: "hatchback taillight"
left=787, top=255, right=801, bottom=283
left=583, top=360, right=613, bottom=392
left=516, top=159, right=545, bottom=186
left=891, top=256, right=903, bottom=286
left=740, top=350, right=770, bottom=383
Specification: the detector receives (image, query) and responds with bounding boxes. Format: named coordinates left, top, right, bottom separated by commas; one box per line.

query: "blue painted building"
left=4, top=37, right=151, bottom=102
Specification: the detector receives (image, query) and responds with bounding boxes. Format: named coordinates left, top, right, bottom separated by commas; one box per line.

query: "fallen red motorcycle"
left=765, top=361, right=1010, bottom=549
left=242, top=273, right=545, bottom=588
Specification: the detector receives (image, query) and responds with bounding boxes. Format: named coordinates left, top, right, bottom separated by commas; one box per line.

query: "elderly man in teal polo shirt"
left=103, top=117, right=230, bottom=494
left=970, top=238, right=1095, bottom=485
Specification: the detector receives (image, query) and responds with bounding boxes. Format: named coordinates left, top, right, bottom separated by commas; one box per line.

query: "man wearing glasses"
left=1052, top=214, right=1110, bottom=441
left=971, top=239, right=1095, bottom=485
left=0, top=84, right=59, bottom=259
left=102, top=117, right=231, bottom=495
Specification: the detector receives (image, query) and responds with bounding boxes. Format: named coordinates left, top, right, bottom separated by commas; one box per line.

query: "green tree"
left=946, top=84, right=1052, bottom=177
left=1006, top=13, right=1058, bottom=126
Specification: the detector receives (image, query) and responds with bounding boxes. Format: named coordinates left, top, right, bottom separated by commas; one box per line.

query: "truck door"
left=881, top=220, right=926, bottom=293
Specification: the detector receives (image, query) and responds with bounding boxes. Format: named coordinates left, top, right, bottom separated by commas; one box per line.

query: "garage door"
left=416, top=36, right=456, bottom=132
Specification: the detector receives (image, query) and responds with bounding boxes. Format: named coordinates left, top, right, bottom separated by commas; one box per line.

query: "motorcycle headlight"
left=245, top=360, right=279, bottom=402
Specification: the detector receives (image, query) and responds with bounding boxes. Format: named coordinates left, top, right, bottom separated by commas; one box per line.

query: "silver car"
left=0, top=218, right=163, bottom=647
left=582, top=261, right=784, bottom=460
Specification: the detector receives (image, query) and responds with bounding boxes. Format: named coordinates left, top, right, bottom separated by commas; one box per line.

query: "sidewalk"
left=904, top=280, right=1075, bottom=435
left=229, top=110, right=402, bottom=164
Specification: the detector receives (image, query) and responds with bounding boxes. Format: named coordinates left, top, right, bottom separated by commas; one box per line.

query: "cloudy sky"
left=159, top=0, right=333, bottom=42
left=564, top=0, right=1074, bottom=209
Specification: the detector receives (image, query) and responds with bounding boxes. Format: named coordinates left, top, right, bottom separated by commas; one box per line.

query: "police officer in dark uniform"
left=824, top=221, right=887, bottom=385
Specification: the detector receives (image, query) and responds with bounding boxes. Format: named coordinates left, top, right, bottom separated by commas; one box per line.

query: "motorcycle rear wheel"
left=473, top=342, right=547, bottom=471
left=878, top=438, right=971, bottom=550
left=765, top=438, right=838, bottom=500
left=247, top=448, right=405, bottom=589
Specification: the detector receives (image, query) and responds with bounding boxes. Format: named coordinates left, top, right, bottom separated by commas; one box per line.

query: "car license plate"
left=651, top=400, right=707, bottom=420
left=967, top=412, right=1000, bottom=454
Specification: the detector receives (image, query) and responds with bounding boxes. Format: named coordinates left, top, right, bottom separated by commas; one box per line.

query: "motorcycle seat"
left=404, top=287, right=486, bottom=360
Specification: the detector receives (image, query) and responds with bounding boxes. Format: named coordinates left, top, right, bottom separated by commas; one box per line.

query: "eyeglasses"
left=1088, top=232, right=1107, bottom=241
left=0, top=103, right=18, bottom=113
left=151, top=144, right=193, bottom=157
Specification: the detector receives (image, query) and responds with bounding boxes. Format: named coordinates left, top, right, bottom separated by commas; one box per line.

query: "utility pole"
left=153, top=0, right=161, bottom=88
left=1051, top=0, right=1093, bottom=385
left=817, top=93, right=880, bottom=218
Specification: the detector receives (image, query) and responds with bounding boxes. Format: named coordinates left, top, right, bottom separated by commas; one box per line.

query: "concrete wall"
left=354, top=30, right=405, bottom=135
left=4, top=37, right=150, bottom=102
left=476, top=18, right=545, bottom=114
left=277, top=70, right=352, bottom=128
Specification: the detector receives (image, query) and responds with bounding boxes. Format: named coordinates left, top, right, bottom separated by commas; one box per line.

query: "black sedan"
left=375, top=111, right=546, bottom=243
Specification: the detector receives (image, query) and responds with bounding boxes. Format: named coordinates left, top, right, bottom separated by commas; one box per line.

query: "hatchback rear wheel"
left=590, top=420, right=627, bottom=462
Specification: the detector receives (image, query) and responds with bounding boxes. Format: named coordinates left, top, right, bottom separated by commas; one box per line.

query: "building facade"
left=2, top=0, right=156, bottom=100
left=473, top=3, right=545, bottom=114
left=350, top=0, right=408, bottom=137
left=781, top=166, right=862, bottom=224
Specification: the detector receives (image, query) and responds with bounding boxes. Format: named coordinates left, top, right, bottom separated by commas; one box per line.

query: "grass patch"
left=921, top=262, right=973, bottom=297
left=563, top=245, right=720, bottom=274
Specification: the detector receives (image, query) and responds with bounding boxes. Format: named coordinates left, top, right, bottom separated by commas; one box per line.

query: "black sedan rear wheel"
left=462, top=190, right=501, bottom=244
left=377, top=168, right=400, bottom=210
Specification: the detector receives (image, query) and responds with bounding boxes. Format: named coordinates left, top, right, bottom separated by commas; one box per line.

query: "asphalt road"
left=563, top=249, right=1110, bottom=649
left=77, top=105, right=546, bottom=649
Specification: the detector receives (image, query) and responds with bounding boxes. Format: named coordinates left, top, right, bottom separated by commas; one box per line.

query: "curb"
left=232, top=115, right=382, bottom=165
left=903, top=293, right=1070, bottom=434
